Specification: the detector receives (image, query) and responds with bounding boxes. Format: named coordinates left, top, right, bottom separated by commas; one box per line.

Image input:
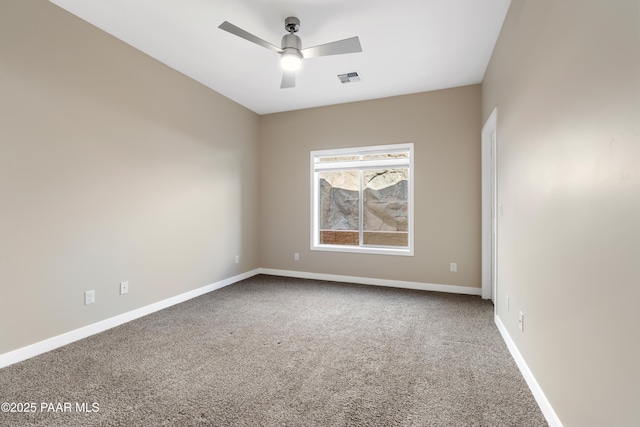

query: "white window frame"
left=310, top=143, right=414, bottom=256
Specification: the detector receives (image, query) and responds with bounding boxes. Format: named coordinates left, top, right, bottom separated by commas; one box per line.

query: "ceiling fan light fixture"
left=280, top=49, right=303, bottom=71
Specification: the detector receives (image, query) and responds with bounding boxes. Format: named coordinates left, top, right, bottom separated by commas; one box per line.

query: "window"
left=311, top=143, right=414, bottom=255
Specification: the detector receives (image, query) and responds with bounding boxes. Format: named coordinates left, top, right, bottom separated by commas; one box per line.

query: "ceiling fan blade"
left=301, top=36, right=362, bottom=59
left=218, top=21, right=282, bottom=53
left=281, top=71, right=296, bottom=89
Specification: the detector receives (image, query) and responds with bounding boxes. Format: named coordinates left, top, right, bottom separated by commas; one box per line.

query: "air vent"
left=337, top=72, right=361, bottom=84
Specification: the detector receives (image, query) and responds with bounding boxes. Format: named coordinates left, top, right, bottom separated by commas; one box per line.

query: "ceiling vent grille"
left=338, top=72, right=361, bottom=84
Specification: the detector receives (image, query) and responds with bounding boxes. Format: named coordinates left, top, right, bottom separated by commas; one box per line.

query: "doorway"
left=481, top=108, right=497, bottom=305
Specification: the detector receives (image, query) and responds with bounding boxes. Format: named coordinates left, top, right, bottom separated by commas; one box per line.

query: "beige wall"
left=259, top=86, right=482, bottom=287
left=482, top=0, right=640, bottom=426
left=0, top=1, right=260, bottom=354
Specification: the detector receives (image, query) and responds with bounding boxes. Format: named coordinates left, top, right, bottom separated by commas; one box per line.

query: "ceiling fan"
left=218, top=17, right=362, bottom=89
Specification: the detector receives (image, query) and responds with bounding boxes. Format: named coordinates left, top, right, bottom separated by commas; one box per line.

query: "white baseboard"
left=0, top=269, right=260, bottom=370
left=495, top=315, right=564, bottom=427
left=258, top=268, right=482, bottom=296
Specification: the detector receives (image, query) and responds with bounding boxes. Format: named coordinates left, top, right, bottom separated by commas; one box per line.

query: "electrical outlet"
left=506, top=295, right=510, bottom=312
left=450, top=262, right=457, bottom=272
left=518, top=310, right=524, bottom=332
left=235, top=255, right=240, bottom=264
left=120, top=281, right=129, bottom=295
left=84, top=290, right=95, bottom=305
left=294, top=252, right=300, bottom=261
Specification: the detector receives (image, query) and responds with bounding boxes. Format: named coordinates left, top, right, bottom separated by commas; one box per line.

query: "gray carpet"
left=0, top=275, right=548, bottom=426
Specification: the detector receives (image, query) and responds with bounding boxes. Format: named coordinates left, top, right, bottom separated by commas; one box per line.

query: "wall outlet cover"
left=518, top=310, right=524, bottom=332
left=84, top=290, right=95, bottom=305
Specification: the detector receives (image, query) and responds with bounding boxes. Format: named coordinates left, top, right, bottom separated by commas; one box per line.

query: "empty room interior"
left=1, top=1, right=638, bottom=426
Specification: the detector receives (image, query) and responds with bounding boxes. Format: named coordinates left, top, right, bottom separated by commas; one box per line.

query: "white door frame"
left=481, top=108, right=498, bottom=303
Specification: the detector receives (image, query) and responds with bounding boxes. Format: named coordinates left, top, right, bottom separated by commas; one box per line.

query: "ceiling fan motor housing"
left=281, top=33, right=301, bottom=51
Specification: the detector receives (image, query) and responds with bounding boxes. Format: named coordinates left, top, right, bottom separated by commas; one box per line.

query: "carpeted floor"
left=0, top=275, right=548, bottom=426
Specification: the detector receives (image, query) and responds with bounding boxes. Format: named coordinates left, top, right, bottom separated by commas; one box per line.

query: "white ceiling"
left=49, top=0, right=511, bottom=115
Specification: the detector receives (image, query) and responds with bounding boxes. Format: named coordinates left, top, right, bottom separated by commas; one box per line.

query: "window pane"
left=318, top=171, right=360, bottom=246
left=363, top=168, right=409, bottom=247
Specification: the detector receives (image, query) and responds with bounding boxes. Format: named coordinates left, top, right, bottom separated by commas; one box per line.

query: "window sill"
left=311, top=244, right=414, bottom=257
